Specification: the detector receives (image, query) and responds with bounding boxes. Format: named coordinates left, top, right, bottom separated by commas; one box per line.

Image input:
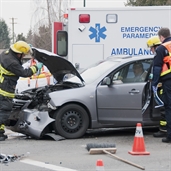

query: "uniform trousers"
left=162, top=79, right=171, bottom=140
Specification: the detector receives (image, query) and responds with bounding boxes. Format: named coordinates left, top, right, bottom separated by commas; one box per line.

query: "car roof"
left=104, top=55, right=153, bottom=67
left=107, top=55, right=154, bottom=62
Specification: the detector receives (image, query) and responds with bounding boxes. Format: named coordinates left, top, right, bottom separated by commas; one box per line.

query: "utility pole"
left=10, top=18, right=17, bottom=44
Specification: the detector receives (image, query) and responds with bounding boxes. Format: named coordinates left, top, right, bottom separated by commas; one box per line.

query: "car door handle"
left=129, top=89, right=140, bottom=94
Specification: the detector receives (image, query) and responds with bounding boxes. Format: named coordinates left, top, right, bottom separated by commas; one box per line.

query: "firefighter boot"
left=153, top=131, right=167, bottom=138
left=153, top=119, right=167, bottom=137
left=0, top=125, right=7, bottom=141
left=162, top=137, right=171, bottom=143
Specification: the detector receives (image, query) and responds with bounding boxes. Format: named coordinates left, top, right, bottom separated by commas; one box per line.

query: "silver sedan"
left=8, top=48, right=160, bottom=139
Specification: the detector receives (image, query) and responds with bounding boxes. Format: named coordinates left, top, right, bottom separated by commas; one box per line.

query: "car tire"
left=53, top=104, right=89, bottom=139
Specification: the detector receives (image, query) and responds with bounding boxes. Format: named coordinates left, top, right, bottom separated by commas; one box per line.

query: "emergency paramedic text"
left=121, top=26, right=161, bottom=38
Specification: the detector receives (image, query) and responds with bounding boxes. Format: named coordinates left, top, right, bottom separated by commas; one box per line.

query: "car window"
left=112, top=59, right=153, bottom=83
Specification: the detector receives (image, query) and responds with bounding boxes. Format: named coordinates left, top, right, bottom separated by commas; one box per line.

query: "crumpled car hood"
left=32, top=47, right=84, bottom=83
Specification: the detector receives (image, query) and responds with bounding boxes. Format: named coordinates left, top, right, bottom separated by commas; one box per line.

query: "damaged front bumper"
left=7, top=109, right=55, bottom=139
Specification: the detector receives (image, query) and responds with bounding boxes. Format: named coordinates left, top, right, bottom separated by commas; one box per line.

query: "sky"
left=0, top=0, right=127, bottom=37
left=70, top=0, right=127, bottom=8
left=0, top=0, right=33, bottom=37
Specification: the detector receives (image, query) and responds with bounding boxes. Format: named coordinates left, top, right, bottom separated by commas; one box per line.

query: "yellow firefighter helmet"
left=10, top=41, right=31, bottom=55
left=147, top=36, right=161, bottom=48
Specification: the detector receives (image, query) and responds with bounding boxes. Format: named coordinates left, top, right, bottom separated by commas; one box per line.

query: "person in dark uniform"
left=0, top=41, right=43, bottom=141
left=147, top=36, right=167, bottom=138
left=152, top=28, right=171, bottom=143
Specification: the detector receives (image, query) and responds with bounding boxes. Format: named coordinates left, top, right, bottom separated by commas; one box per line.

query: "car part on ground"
left=0, top=152, right=30, bottom=164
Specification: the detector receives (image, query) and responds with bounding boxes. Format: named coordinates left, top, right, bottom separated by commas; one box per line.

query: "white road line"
left=20, top=158, right=78, bottom=171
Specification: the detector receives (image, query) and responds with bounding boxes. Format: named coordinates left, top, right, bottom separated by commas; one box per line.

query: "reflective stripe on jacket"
left=0, top=64, right=16, bottom=98
left=0, top=64, right=15, bottom=83
left=160, top=41, right=171, bottom=76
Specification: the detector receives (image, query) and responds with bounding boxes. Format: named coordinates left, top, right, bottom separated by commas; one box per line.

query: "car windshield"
left=65, top=60, right=119, bottom=84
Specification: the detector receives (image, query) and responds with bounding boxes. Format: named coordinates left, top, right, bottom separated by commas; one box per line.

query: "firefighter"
left=147, top=36, right=167, bottom=138
left=0, top=41, right=43, bottom=141
left=152, top=28, right=171, bottom=143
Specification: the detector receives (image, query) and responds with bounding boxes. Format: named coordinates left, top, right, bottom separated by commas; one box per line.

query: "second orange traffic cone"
left=128, top=123, right=150, bottom=155
left=96, top=159, right=105, bottom=171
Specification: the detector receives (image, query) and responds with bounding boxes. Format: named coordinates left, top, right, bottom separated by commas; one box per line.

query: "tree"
left=0, top=19, right=10, bottom=49
left=28, top=0, right=68, bottom=51
left=125, top=0, right=171, bottom=6
left=33, top=25, right=51, bottom=51
left=26, top=29, right=34, bottom=46
left=16, top=33, right=26, bottom=42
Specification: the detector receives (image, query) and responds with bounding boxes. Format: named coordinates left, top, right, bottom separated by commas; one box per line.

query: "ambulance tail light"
left=63, top=13, right=68, bottom=19
left=79, top=14, right=90, bottom=23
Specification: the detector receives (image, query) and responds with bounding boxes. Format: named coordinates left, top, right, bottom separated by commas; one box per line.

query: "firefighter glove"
left=36, top=63, right=43, bottom=70
left=149, top=73, right=153, bottom=80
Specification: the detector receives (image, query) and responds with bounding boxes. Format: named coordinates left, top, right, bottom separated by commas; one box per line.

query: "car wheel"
left=53, top=104, right=89, bottom=139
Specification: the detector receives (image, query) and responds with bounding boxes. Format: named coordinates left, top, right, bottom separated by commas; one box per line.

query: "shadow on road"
left=83, top=127, right=159, bottom=138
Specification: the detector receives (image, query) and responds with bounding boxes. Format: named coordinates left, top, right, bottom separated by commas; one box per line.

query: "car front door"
left=97, top=82, right=147, bottom=126
left=96, top=60, right=152, bottom=126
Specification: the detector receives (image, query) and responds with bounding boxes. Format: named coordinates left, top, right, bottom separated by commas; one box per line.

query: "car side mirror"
left=102, top=77, right=111, bottom=86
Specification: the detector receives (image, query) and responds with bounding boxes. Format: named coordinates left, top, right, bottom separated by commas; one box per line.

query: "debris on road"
left=0, top=152, right=30, bottom=164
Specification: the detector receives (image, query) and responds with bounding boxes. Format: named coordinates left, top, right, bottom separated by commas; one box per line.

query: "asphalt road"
left=0, top=127, right=170, bottom=171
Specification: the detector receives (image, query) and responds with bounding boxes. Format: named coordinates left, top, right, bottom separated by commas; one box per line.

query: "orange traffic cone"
left=96, top=159, right=105, bottom=171
left=128, top=123, right=150, bottom=155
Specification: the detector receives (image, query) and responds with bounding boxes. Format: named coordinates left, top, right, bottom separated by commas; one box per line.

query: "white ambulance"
left=52, top=6, right=171, bottom=69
